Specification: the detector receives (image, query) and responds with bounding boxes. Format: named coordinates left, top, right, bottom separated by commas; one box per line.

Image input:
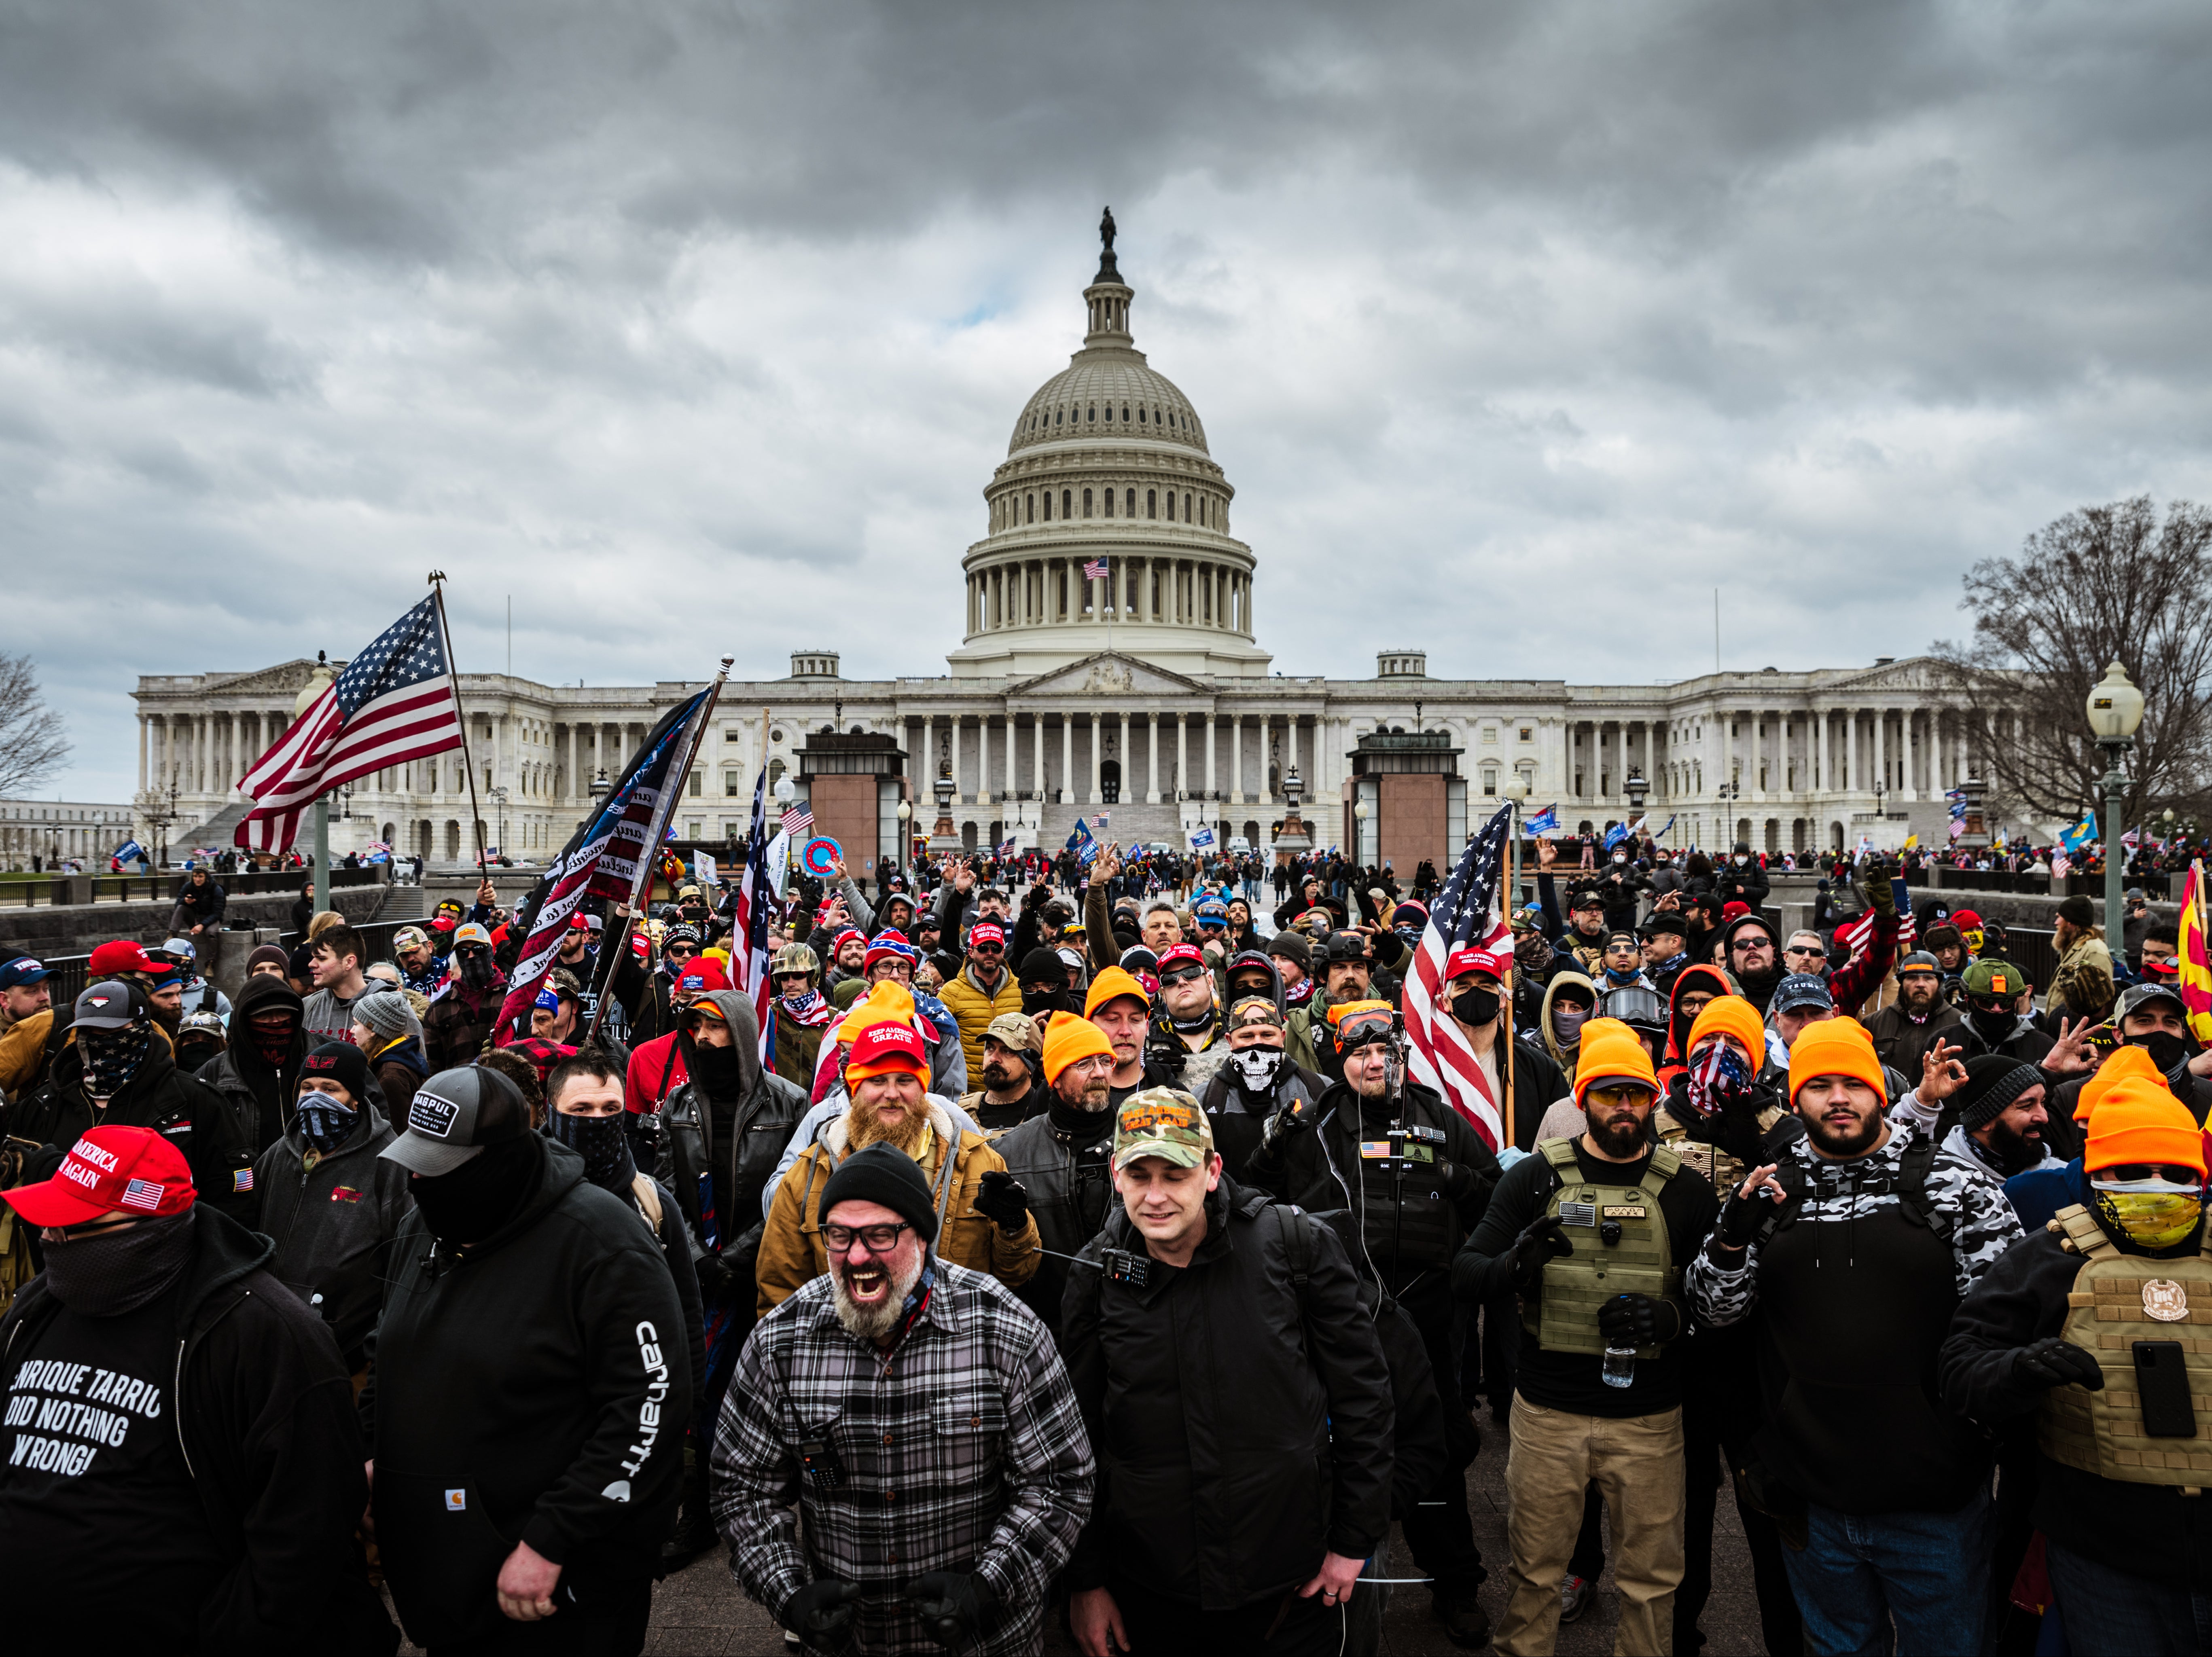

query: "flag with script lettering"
left=1404, top=802, right=1515, bottom=1149
left=733, top=763, right=777, bottom=1057
left=235, top=596, right=464, bottom=852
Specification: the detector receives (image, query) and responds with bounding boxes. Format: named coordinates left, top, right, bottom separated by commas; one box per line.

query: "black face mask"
left=458, top=950, right=495, bottom=990
left=44, top=1209, right=197, bottom=1317
left=1451, top=988, right=1500, bottom=1027
left=1021, top=985, right=1070, bottom=1017
left=548, top=1111, right=637, bottom=1191
left=409, top=1134, right=542, bottom=1247
left=2133, top=1031, right=2194, bottom=1080
left=688, top=1040, right=745, bottom=1099
left=1969, top=1005, right=2016, bottom=1041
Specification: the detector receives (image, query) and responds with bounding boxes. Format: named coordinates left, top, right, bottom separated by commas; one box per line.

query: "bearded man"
left=754, top=1013, right=1040, bottom=1315
left=714, top=1143, right=1093, bottom=1657
left=1865, top=951, right=1964, bottom=1075
left=992, top=1015, right=1119, bottom=1340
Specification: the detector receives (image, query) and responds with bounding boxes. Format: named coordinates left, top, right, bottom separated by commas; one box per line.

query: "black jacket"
left=1060, top=1178, right=1394, bottom=1610
left=15, top=1024, right=256, bottom=1225
left=360, top=1134, right=690, bottom=1648
left=251, top=1109, right=414, bottom=1369
left=1715, top=857, right=1771, bottom=911
left=201, top=973, right=309, bottom=1153
left=1197, top=1058, right=1327, bottom=1188
left=0, top=1206, right=396, bottom=1655
left=1940, top=1224, right=2212, bottom=1591
left=993, top=1104, right=1118, bottom=1339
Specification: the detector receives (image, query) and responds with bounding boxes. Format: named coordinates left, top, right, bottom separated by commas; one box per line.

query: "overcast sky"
left=5, top=0, right=2209, bottom=802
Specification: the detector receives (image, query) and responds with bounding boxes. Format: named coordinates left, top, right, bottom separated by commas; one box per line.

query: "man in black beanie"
left=362, top=1065, right=690, bottom=1653
left=1017, top=947, right=1074, bottom=1018
left=1942, top=1051, right=2068, bottom=1183
left=714, top=1141, right=1092, bottom=1657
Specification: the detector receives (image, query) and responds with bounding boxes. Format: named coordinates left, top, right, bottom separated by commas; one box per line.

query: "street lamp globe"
left=2087, top=661, right=2145, bottom=743
left=1352, top=800, right=1371, bottom=821
left=896, top=800, right=912, bottom=823
left=773, top=775, right=797, bottom=804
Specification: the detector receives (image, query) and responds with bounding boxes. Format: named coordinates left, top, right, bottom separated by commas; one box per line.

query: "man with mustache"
left=756, top=1008, right=1040, bottom=1315
left=714, top=1142, right=1093, bottom=1657
left=1456, top=1019, right=1718, bottom=1656
left=1865, top=951, right=1964, bottom=1075
left=1687, top=1018, right=2026, bottom=1656
left=422, top=923, right=506, bottom=1071
left=992, top=1014, right=1119, bottom=1341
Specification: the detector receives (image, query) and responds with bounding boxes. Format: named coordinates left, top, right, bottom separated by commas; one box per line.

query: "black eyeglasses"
left=822, top=1221, right=913, bottom=1253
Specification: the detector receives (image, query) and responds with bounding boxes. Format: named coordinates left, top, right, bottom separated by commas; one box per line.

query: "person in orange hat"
left=1688, top=1014, right=2026, bottom=1657
left=991, top=1014, right=1119, bottom=1342
left=1942, top=1076, right=2212, bottom=1651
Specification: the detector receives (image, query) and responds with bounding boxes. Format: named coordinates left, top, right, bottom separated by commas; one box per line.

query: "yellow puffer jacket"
left=755, top=1099, right=1041, bottom=1316
left=939, top=963, right=1023, bottom=1079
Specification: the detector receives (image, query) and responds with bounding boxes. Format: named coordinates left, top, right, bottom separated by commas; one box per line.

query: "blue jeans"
left=1782, top=1489, right=1991, bottom=1657
left=2047, top=1537, right=2212, bottom=1656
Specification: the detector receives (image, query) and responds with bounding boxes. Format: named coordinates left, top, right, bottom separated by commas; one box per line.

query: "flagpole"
left=1503, top=798, right=1518, bottom=1148
left=588, top=659, right=732, bottom=1043
left=427, top=572, right=490, bottom=884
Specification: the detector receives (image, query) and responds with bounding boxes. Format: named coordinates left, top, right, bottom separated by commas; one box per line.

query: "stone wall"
left=0, top=885, right=391, bottom=999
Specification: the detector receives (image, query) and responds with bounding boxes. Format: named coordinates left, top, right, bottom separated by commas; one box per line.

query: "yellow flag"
left=1903, top=833, right=1918, bottom=850
left=2180, top=861, right=2212, bottom=1045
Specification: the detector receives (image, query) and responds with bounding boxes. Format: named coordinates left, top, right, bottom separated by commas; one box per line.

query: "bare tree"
left=0, top=652, right=71, bottom=796
left=1932, top=497, right=2212, bottom=827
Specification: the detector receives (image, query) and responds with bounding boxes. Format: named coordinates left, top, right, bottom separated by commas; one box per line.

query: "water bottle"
left=1602, top=1345, right=1636, bottom=1389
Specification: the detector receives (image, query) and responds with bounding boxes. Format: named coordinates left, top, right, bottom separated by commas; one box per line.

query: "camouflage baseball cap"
left=1112, top=1086, right=1215, bottom=1171
left=984, top=1010, right=1040, bottom=1053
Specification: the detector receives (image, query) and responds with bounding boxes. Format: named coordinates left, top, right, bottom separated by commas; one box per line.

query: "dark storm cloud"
left=2, top=0, right=2209, bottom=797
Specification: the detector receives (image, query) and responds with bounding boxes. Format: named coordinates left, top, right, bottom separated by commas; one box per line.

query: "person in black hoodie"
left=200, top=972, right=310, bottom=1153
left=13, top=980, right=256, bottom=1225
left=363, top=1066, right=690, bottom=1653
left=0, top=1124, right=395, bottom=1654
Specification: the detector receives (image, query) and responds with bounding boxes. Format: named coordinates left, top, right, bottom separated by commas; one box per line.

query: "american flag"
left=734, top=764, right=777, bottom=1057
left=235, top=597, right=464, bottom=853
left=119, top=1177, right=165, bottom=1212
left=782, top=802, right=814, bottom=838
left=493, top=691, right=710, bottom=1040
left=1083, top=557, right=1109, bottom=580
left=1405, top=803, right=1517, bottom=1149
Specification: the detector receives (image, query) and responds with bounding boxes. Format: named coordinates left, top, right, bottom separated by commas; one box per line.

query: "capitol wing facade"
left=132, top=228, right=1981, bottom=874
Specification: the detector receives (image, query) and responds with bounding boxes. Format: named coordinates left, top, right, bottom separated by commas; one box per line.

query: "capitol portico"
left=133, top=220, right=1994, bottom=875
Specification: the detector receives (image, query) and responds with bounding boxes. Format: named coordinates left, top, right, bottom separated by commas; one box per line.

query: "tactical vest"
left=1657, top=1103, right=1786, bottom=1197
left=2038, top=1204, right=2212, bottom=1488
left=1353, top=1122, right=1457, bottom=1270
left=1528, top=1139, right=1683, bottom=1359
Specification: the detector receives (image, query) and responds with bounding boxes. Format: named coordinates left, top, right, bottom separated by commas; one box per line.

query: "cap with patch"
left=1896, top=951, right=1943, bottom=977
left=983, top=1010, right=1040, bottom=1053
left=1443, top=946, right=1510, bottom=982
left=1772, top=973, right=1835, bottom=1016
left=393, top=925, right=430, bottom=950
left=0, top=957, right=51, bottom=990
left=1963, top=958, right=2026, bottom=999
left=0, top=1125, right=196, bottom=1227
left=1570, top=887, right=1606, bottom=911
left=2120, top=980, right=2190, bottom=1022
left=380, top=1065, right=532, bottom=1176
left=453, top=923, right=493, bottom=948
left=967, top=920, right=1007, bottom=950
left=1112, top=1086, right=1215, bottom=1171
left=1156, top=943, right=1206, bottom=973
left=72, top=980, right=141, bottom=1031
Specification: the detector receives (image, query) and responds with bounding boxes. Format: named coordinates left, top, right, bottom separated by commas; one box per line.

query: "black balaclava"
left=409, top=1132, right=543, bottom=1247
left=688, top=1038, right=745, bottom=1100
left=79, top=1024, right=153, bottom=1102
left=548, top=1110, right=638, bottom=1191
left=44, top=1208, right=198, bottom=1317
left=457, top=946, right=496, bottom=991
left=1968, top=1003, right=2016, bottom=1043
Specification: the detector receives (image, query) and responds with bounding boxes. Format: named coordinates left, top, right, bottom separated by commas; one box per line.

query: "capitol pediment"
left=204, top=660, right=328, bottom=696
left=1827, top=655, right=1943, bottom=694
left=1008, top=652, right=1210, bottom=701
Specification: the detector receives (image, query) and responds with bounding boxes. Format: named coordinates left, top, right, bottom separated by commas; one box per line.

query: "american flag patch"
left=119, top=1178, right=164, bottom=1212
left=233, top=1168, right=255, bottom=1193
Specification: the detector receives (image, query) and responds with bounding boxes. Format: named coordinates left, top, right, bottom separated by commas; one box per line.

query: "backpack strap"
left=928, top=1130, right=962, bottom=1240
left=1894, top=1125, right=1954, bottom=1239
left=630, top=1173, right=664, bottom=1234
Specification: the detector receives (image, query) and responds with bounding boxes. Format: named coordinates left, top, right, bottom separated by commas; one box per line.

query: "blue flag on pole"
left=1525, top=804, right=1559, bottom=836
left=1189, top=826, right=1216, bottom=850
left=1065, top=818, right=1099, bottom=866
left=111, top=839, right=146, bottom=866
left=2060, top=811, right=2099, bottom=855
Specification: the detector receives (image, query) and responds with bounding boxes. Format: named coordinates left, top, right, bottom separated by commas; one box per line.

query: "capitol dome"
left=946, top=216, right=1269, bottom=681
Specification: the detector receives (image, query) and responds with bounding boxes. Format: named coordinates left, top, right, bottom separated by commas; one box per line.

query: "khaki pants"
left=1497, top=1394, right=1685, bottom=1657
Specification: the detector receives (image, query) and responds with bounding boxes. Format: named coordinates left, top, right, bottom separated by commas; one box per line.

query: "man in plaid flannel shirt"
left=713, top=1142, right=1093, bottom=1655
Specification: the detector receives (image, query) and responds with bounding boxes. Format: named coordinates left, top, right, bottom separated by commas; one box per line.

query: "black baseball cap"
left=381, top=1065, right=531, bottom=1176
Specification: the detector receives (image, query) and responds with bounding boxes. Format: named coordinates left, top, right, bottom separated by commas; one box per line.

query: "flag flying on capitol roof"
left=233, top=595, right=464, bottom=852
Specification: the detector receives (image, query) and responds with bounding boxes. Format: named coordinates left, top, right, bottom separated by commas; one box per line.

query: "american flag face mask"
left=1685, top=1034, right=1754, bottom=1118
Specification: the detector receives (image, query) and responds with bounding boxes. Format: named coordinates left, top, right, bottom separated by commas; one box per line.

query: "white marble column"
left=1176, top=714, right=1188, bottom=802
left=1004, top=717, right=1016, bottom=801
left=1060, top=716, right=1072, bottom=802
left=1203, top=713, right=1216, bottom=796
left=1088, top=716, right=1102, bottom=804
left=1873, top=709, right=1887, bottom=794
left=1146, top=713, right=1161, bottom=803
left=1231, top=715, right=1244, bottom=803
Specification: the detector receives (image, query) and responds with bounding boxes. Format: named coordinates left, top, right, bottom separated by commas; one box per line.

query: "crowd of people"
left=0, top=825, right=2204, bottom=1656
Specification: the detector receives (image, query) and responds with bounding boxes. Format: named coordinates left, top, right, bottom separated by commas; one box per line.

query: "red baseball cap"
left=568, top=913, right=593, bottom=931
left=968, top=920, right=1007, bottom=950
left=845, top=1018, right=929, bottom=1080
left=1720, top=900, right=1752, bottom=924
left=676, top=957, right=730, bottom=995
left=1444, top=946, right=1510, bottom=983
left=1, top=1125, right=197, bottom=1227
left=87, top=939, right=162, bottom=978
left=1157, top=943, right=1206, bottom=972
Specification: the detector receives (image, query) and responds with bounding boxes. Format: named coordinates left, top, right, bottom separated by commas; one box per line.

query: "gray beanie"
left=353, top=989, right=422, bottom=1045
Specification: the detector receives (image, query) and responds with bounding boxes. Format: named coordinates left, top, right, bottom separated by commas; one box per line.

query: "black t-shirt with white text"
left=0, top=1296, right=222, bottom=1641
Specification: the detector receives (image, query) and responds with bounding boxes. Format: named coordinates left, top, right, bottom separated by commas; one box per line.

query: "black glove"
left=906, top=1571, right=997, bottom=1648
left=1714, top=1177, right=1784, bottom=1251
left=695, top=1252, right=736, bottom=1300
left=1597, top=1292, right=1682, bottom=1346
left=780, top=1579, right=863, bottom=1645
left=2013, top=1337, right=2105, bottom=1392
left=1257, top=1097, right=1315, bottom=1158
left=973, top=1169, right=1030, bottom=1232
left=1436, top=1158, right=1482, bottom=1202
left=1506, top=1213, right=1570, bottom=1292
left=1145, top=1029, right=1188, bottom=1081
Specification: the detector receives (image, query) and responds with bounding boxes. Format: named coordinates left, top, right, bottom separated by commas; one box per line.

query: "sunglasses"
left=1783, top=944, right=1825, bottom=958
left=2099, top=1164, right=2202, bottom=1186
left=1158, top=966, right=1207, bottom=987
left=970, top=942, right=1004, bottom=954
left=1585, top=1084, right=1656, bottom=1110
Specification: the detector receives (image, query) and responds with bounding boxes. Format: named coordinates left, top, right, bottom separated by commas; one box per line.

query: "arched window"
left=1104, top=404, right=1113, bottom=421
left=1087, top=406, right=1096, bottom=422
left=1183, top=491, right=1193, bottom=520
left=1062, top=489, right=1072, bottom=518
left=1138, top=407, right=1146, bottom=423
left=1055, top=409, right=1063, bottom=425
left=1103, top=488, right=1113, bottom=518
left=1147, top=489, right=1157, bottom=518
left=1042, top=492, right=1052, bottom=521
left=1083, top=489, right=1093, bottom=518
left=1121, top=406, right=1129, bottom=421
left=1125, top=488, right=1136, bottom=516
left=1026, top=492, right=1035, bottom=523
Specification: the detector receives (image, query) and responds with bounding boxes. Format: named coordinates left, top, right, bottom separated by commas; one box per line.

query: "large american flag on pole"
left=492, top=692, right=710, bottom=1038
left=733, top=765, right=776, bottom=1057
left=1404, top=802, right=1516, bottom=1149
left=234, top=597, right=464, bottom=852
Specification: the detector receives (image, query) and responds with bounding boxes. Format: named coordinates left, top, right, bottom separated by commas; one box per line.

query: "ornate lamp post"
left=2087, top=660, right=2146, bottom=927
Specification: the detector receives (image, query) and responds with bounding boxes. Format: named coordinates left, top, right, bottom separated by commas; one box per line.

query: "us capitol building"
left=133, top=218, right=1980, bottom=876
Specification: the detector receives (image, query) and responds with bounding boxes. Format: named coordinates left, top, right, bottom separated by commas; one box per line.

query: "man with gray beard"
left=714, top=1144, right=1093, bottom=1657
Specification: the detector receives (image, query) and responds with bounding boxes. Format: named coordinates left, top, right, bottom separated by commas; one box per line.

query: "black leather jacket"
left=993, top=1106, right=1118, bottom=1339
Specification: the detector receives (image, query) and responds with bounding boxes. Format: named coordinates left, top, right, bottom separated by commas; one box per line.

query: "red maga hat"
left=2, top=1125, right=196, bottom=1227
left=1443, top=946, right=1510, bottom=982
